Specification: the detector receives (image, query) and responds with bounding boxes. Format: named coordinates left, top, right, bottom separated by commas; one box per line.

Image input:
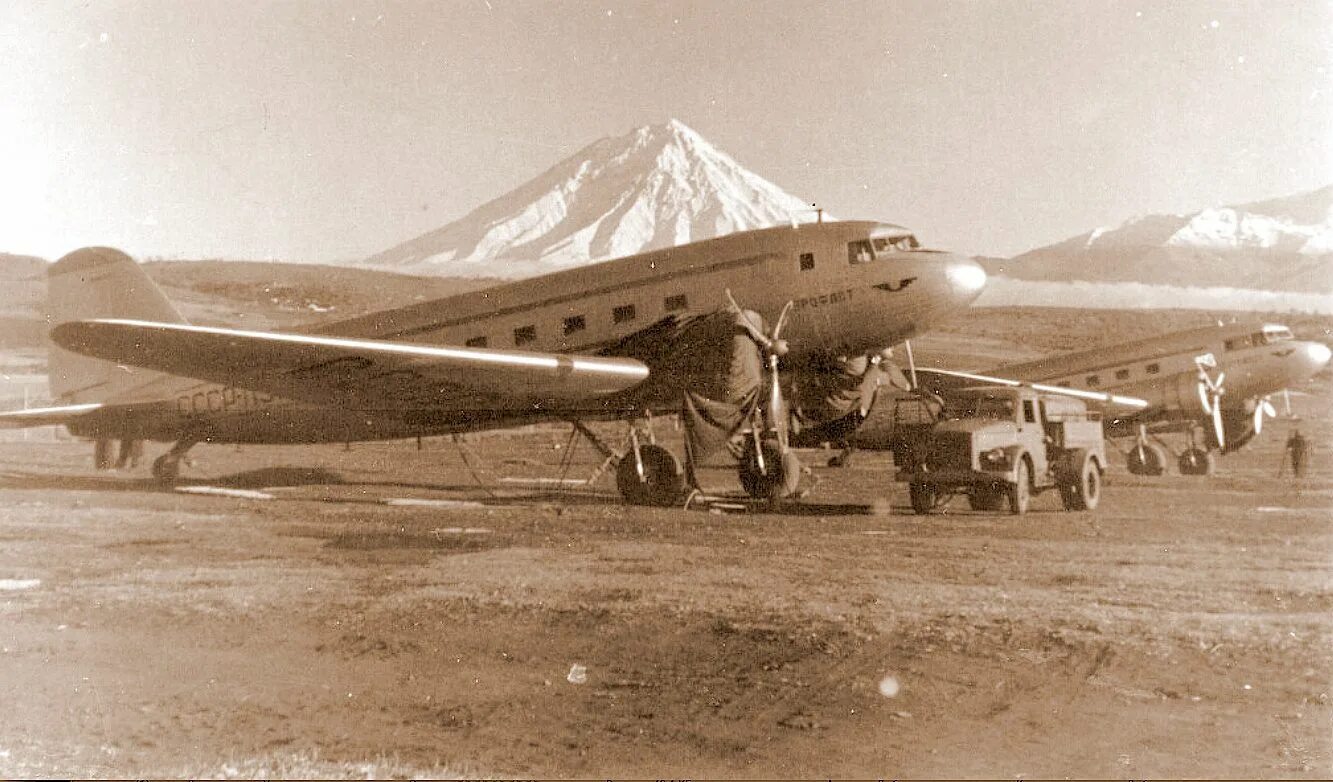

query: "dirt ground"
left=0, top=382, right=1329, bottom=777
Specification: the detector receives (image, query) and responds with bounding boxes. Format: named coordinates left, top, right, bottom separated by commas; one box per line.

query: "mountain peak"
left=363, top=120, right=819, bottom=278
left=1007, top=184, right=1333, bottom=292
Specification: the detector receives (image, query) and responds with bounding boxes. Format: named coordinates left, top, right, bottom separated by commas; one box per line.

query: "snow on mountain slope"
left=364, top=119, right=820, bottom=278
left=1007, top=185, right=1333, bottom=292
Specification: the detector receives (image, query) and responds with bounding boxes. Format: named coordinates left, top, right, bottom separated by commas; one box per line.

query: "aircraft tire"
left=1177, top=448, right=1215, bottom=476
left=151, top=454, right=179, bottom=482
left=615, top=444, right=685, bottom=506
left=909, top=482, right=936, bottom=514
left=1126, top=443, right=1167, bottom=476
left=1006, top=458, right=1031, bottom=515
left=738, top=439, right=801, bottom=501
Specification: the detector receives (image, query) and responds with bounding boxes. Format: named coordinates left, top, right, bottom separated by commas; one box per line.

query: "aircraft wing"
left=0, top=402, right=103, bottom=429
left=51, top=319, right=650, bottom=410
left=912, top=367, right=1149, bottom=413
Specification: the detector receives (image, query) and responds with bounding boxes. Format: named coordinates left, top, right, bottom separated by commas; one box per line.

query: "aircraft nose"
left=944, top=255, right=988, bottom=303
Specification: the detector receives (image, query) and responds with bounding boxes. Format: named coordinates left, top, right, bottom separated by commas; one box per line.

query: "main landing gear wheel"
left=1177, top=447, right=1215, bottom=476
left=1006, top=459, right=1031, bottom=515
left=1126, top=443, right=1167, bottom=476
left=615, top=443, right=686, bottom=506
left=1060, top=457, right=1101, bottom=511
left=910, top=482, right=937, bottom=514
left=738, top=439, right=801, bottom=502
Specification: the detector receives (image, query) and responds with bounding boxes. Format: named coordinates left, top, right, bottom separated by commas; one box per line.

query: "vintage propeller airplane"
left=0, top=221, right=989, bottom=505
left=884, top=322, right=1330, bottom=476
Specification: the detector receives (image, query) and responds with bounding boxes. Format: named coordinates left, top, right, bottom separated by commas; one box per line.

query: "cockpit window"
left=848, top=240, right=875, bottom=265
left=871, top=235, right=919, bottom=254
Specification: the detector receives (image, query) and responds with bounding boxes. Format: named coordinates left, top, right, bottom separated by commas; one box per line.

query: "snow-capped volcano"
left=364, top=119, right=819, bottom=278
left=997, top=185, right=1332, bottom=292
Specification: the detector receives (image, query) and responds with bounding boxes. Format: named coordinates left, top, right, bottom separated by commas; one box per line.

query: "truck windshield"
left=941, top=394, right=1015, bottom=421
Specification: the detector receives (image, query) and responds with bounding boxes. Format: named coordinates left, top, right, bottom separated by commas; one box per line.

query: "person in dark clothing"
left=1283, top=428, right=1308, bottom=478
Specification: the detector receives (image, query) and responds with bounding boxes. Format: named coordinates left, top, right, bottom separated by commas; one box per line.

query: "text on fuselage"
left=177, top=387, right=277, bottom=416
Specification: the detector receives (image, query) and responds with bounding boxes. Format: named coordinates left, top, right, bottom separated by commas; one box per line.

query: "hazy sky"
left=2, top=0, right=1328, bottom=261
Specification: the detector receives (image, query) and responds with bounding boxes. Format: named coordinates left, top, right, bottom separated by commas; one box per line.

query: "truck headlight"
left=980, top=448, right=1009, bottom=467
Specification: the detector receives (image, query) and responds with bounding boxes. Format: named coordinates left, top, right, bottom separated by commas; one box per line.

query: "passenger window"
left=664, top=294, right=688, bottom=312
left=613, top=304, right=636, bottom=323
left=799, top=252, right=815, bottom=271
left=1057, top=381, right=1071, bottom=388
left=1224, top=338, right=1240, bottom=351
left=1114, top=368, right=1130, bottom=380
left=513, top=325, right=536, bottom=346
left=465, top=336, right=487, bottom=348
left=847, top=240, right=874, bottom=265
left=563, top=315, right=586, bottom=335
left=1023, top=400, right=1037, bottom=424
left=1145, top=362, right=1160, bottom=375
left=1086, top=374, right=1100, bottom=387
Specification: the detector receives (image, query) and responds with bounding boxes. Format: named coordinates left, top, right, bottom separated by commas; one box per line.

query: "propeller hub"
left=771, top=339, right=790, bottom=358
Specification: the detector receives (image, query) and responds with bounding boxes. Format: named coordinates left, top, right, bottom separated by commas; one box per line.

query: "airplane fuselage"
left=64, top=221, right=987, bottom=444
left=992, top=322, right=1331, bottom=430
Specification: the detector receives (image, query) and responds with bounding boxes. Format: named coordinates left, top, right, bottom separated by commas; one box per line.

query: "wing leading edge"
left=51, top=319, right=649, bottom=410
left=0, top=402, right=104, bottom=429
left=913, top=367, right=1149, bottom=412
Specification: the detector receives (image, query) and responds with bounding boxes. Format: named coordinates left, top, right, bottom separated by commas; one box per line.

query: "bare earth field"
left=0, top=375, right=1329, bottom=778
left=0, top=304, right=1330, bottom=777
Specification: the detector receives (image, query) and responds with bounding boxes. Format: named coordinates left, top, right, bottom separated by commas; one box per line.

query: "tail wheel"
left=738, top=439, right=801, bottom=501
left=1006, top=458, right=1031, bottom=515
left=151, top=453, right=180, bottom=481
left=1126, top=443, right=1167, bottom=476
left=1061, top=458, right=1101, bottom=511
left=909, top=482, right=936, bottom=514
left=1177, top=448, right=1215, bottom=476
left=615, top=444, right=686, bottom=506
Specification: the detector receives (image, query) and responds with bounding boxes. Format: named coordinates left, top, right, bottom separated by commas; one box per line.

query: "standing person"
left=1283, top=427, right=1308, bottom=478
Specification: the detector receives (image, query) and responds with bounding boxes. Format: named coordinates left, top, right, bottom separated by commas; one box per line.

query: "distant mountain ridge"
left=992, top=185, right=1332, bottom=292
left=362, top=119, right=820, bottom=278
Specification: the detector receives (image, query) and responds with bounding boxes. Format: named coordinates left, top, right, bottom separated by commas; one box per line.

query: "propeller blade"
left=1253, top=397, right=1277, bottom=435
left=1211, top=401, right=1225, bottom=450
left=1197, top=380, right=1213, bottom=415
left=771, top=300, right=794, bottom=342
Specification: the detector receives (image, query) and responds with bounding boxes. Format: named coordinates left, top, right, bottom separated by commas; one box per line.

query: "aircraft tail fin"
left=46, top=247, right=186, bottom=404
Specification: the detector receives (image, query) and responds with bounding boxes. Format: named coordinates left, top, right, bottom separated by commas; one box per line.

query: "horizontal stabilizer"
left=0, top=402, right=103, bottom=429
left=51, top=319, right=650, bottom=410
left=914, top=367, right=1149, bottom=411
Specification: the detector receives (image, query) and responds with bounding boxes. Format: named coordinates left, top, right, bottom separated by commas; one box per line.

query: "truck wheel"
left=968, top=487, right=1003, bottom=512
left=1126, top=443, right=1166, bottom=476
left=1062, top=457, right=1101, bottom=511
left=1005, top=459, right=1030, bottom=515
left=1177, top=448, right=1214, bottom=476
left=909, top=482, right=936, bottom=514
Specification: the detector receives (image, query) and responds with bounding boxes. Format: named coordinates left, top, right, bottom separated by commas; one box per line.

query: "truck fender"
left=1006, top=447, right=1032, bottom=486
